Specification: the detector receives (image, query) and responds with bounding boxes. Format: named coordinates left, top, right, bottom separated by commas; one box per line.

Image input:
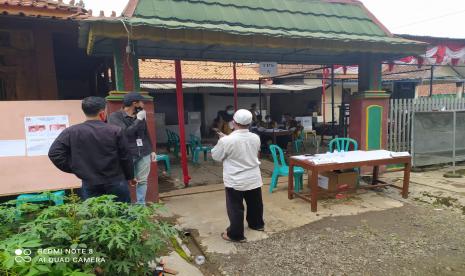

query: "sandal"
left=221, top=232, right=247, bottom=243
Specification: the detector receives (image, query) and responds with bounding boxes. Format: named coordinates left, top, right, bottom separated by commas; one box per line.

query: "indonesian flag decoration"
left=325, top=43, right=465, bottom=74
left=396, top=44, right=465, bottom=67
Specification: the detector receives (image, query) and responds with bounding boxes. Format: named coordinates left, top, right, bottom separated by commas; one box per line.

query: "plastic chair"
left=293, top=129, right=306, bottom=153
left=305, top=130, right=318, bottom=147
left=16, top=190, right=65, bottom=216
left=189, top=134, right=212, bottom=164
left=156, top=154, right=171, bottom=174
left=165, top=129, right=178, bottom=154
left=328, top=137, right=358, bottom=152
left=269, top=144, right=305, bottom=193
left=166, top=129, right=191, bottom=158
left=328, top=137, right=360, bottom=186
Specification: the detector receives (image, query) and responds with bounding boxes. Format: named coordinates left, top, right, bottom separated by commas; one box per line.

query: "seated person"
left=264, top=115, right=277, bottom=129
left=276, top=113, right=299, bottom=151
left=253, top=114, right=266, bottom=128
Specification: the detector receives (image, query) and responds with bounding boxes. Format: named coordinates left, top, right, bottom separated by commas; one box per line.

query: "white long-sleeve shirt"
left=211, top=129, right=262, bottom=191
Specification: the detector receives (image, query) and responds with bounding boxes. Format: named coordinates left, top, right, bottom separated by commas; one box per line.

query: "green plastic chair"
left=165, top=129, right=178, bottom=154
left=166, top=129, right=191, bottom=158
left=328, top=137, right=360, bottom=186
left=156, top=154, right=171, bottom=174
left=328, top=137, right=358, bottom=152
left=293, top=129, right=306, bottom=153
left=269, top=144, right=305, bottom=193
left=189, top=134, right=212, bottom=164
left=16, top=190, right=65, bottom=217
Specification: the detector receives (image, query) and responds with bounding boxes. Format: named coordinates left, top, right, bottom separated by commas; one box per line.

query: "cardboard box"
left=318, top=171, right=357, bottom=192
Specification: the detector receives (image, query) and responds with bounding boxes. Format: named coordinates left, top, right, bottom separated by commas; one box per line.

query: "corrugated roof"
left=141, top=82, right=322, bottom=92
left=125, top=0, right=417, bottom=45
left=81, top=0, right=426, bottom=62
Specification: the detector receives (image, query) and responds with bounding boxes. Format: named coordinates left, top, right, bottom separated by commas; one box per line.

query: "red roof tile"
left=417, top=83, right=459, bottom=97
left=0, top=0, right=88, bottom=19
left=139, top=59, right=261, bottom=81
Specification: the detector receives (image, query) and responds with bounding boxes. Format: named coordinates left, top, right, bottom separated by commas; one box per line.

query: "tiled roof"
left=0, top=0, right=87, bottom=18
left=417, top=83, right=458, bottom=97
left=139, top=59, right=261, bottom=81
left=139, top=60, right=345, bottom=81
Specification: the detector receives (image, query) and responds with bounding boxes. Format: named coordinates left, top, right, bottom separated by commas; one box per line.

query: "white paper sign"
left=0, top=140, right=26, bottom=157
left=295, top=116, right=313, bottom=131
left=259, top=62, right=277, bottom=76
left=24, top=115, right=69, bottom=156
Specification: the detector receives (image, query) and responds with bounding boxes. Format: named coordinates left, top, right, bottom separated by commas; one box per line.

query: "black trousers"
left=225, top=186, right=265, bottom=241
left=81, top=179, right=131, bottom=203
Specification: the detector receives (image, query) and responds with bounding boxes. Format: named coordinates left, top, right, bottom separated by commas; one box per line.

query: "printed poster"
left=24, top=115, right=69, bottom=156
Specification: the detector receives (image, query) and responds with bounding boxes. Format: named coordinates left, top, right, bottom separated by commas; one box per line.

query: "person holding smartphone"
left=108, top=92, right=156, bottom=204
left=211, top=109, right=265, bottom=243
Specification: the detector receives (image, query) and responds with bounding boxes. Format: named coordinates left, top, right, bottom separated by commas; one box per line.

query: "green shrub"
left=0, top=194, right=176, bottom=276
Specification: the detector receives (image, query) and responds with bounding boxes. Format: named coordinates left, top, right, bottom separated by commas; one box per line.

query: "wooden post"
left=174, top=60, right=190, bottom=186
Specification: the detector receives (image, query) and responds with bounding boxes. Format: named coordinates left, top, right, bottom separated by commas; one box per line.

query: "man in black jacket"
left=108, top=92, right=155, bottom=204
left=48, top=96, right=134, bottom=202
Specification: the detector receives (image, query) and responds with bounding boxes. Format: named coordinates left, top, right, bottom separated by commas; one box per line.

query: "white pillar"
left=456, top=82, right=463, bottom=99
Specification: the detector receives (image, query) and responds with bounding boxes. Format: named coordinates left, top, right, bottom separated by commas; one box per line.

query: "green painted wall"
left=366, top=105, right=382, bottom=150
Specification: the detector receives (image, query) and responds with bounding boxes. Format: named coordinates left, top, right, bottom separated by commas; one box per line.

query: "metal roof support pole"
left=174, top=60, right=190, bottom=187
left=233, top=62, right=238, bottom=111
left=322, top=69, right=327, bottom=123
left=331, top=65, right=335, bottom=139
left=259, top=78, right=262, bottom=115
left=429, top=65, right=434, bottom=97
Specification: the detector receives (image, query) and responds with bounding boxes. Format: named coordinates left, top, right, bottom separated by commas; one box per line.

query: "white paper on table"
left=0, top=140, right=26, bottom=157
left=363, top=150, right=392, bottom=160
left=390, top=151, right=410, bottom=157
left=312, top=150, right=393, bottom=164
left=293, top=155, right=309, bottom=160
left=311, top=158, right=337, bottom=165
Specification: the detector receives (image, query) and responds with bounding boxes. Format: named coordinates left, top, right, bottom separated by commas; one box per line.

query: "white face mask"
left=227, top=110, right=234, bottom=115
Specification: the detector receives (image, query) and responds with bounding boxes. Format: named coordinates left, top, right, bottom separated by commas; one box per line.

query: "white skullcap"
left=233, top=109, right=253, bottom=125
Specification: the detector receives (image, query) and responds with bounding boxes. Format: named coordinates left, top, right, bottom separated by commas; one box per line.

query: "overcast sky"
left=83, top=0, right=464, bottom=38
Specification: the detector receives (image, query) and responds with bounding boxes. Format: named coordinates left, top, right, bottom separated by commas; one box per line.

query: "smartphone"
left=213, top=128, right=225, bottom=137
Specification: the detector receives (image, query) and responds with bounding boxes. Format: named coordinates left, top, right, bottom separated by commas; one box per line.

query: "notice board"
left=0, top=100, right=84, bottom=196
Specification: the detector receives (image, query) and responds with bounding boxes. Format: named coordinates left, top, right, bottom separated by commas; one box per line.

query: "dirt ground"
left=159, top=146, right=465, bottom=276
left=210, top=199, right=465, bottom=276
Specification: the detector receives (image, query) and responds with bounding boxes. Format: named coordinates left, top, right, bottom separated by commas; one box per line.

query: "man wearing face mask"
left=217, top=105, right=235, bottom=135
left=249, top=103, right=259, bottom=123
left=48, top=96, right=134, bottom=202
left=108, top=92, right=156, bottom=204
